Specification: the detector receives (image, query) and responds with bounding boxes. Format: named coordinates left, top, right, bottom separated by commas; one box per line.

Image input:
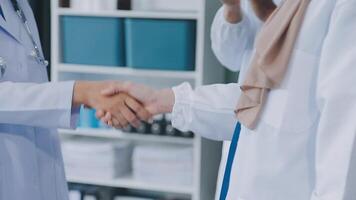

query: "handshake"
left=73, top=81, right=175, bottom=129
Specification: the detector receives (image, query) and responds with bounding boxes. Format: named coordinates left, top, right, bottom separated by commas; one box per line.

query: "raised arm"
left=211, top=0, right=275, bottom=71
left=0, top=81, right=78, bottom=129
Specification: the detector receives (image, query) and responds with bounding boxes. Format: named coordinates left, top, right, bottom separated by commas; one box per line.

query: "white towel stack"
left=132, top=145, right=193, bottom=186
left=62, top=138, right=133, bottom=179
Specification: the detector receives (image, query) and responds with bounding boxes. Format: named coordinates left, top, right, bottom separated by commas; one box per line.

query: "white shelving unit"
left=58, top=8, right=198, bottom=20
left=67, top=174, right=193, bottom=195
left=51, top=1, right=225, bottom=199
left=60, top=128, right=194, bottom=145
left=58, top=64, right=197, bottom=80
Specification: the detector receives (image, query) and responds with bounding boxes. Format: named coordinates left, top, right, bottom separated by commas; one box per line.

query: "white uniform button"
left=43, top=60, right=49, bottom=67
left=29, top=50, right=49, bottom=67
left=30, top=50, right=37, bottom=58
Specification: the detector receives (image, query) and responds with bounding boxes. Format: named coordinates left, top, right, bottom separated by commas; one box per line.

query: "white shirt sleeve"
left=312, top=1, right=356, bottom=199
left=0, top=81, right=79, bottom=129
left=171, top=82, right=240, bottom=141
left=211, top=3, right=261, bottom=71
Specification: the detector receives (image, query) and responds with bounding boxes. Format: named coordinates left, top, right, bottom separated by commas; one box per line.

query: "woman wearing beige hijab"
left=100, top=0, right=356, bottom=199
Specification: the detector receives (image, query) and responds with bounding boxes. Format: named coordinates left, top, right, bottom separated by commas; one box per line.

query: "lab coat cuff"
left=58, top=81, right=78, bottom=129
left=70, top=106, right=80, bottom=129
left=171, top=82, right=193, bottom=132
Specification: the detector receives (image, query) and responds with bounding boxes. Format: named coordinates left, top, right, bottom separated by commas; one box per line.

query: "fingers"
left=97, top=103, right=139, bottom=129
left=108, top=120, right=113, bottom=127
left=97, top=110, right=109, bottom=125
left=111, top=117, right=122, bottom=129
left=104, top=112, right=113, bottom=127
left=119, top=106, right=141, bottom=128
left=101, top=111, right=136, bottom=130
left=111, top=111, right=128, bottom=129
left=97, top=111, right=113, bottom=126
left=124, top=97, right=152, bottom=122
left=97, top=82, right=154, bottom=128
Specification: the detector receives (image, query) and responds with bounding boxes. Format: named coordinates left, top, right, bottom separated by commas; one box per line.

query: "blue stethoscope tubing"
left=219, top=122, right=241, bottom=200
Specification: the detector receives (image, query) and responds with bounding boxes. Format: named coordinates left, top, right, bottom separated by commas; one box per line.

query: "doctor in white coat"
left=100, top=0, right=356, bottom=199
left=0, top=0, right=149, bottom=199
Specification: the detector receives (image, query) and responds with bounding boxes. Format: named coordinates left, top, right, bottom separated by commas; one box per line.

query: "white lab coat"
left=172, top=0, right=356, bottom=199
left=0, top=0, right=77, bottom=199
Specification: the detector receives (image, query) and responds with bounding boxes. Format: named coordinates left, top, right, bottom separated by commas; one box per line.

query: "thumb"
left=101, top=83, right=125, bottom=96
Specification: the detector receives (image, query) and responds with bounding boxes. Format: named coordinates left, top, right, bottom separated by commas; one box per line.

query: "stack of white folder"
left=132, top=145, right=193, bottom=186
left=62, top=138, right=133, bottom=179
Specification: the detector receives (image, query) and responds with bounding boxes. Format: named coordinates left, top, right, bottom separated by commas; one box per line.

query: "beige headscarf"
left=235, top=0, right=311, bottom=129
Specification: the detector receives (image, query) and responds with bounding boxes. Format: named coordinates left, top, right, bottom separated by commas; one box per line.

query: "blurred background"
left=29, top=0, right=238, bottom=200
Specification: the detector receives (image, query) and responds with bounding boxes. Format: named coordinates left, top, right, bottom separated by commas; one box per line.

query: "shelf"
left=52, top=0, right=226, bottom=199
left=67, top=174, right=193, bottom=195
left=57, top=64, right=197, bottom=80
left=57, top=8, right=198, bottom=20
left=59, top=128, right=194, bottom=145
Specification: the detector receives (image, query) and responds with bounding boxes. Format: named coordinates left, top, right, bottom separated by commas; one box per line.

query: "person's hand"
left=221, top=0, right=242, bottom=23
left=72, top=81, right=151, bottom=129
left=96, top=81, right=175, bottom=124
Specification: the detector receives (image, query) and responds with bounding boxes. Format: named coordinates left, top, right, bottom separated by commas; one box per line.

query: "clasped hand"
left=73, top=81, right=174, bottom=129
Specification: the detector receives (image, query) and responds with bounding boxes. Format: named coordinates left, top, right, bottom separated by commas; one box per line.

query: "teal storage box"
left=61, top=16, right=125, bottom=66
left=78, top=106, right=99, bottom=128
left=125, top=19, right=196, bottom=71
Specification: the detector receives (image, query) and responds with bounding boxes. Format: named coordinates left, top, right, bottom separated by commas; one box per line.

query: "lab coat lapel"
left=0, top=4, right=5, bottom=20
left=18, top=0, right=44, bottom=57
left=0, top=0, right=22, bottom=43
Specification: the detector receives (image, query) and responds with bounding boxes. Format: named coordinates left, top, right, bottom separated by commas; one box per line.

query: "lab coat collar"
left=0, top=4, right=5, bottom=20
left=0, top=0, right=22, bottom=44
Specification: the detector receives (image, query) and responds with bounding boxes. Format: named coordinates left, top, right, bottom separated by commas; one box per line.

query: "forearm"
left=72, top=81, right=95, bottom=107
left=211, top=2, right=260, bottom=71
left=72, top=80, right=110, bottom=108
left=170, top=82, right=240, bottom=141
left=151, top=88, right=175, bottom=114
left=0, top=81, right=78, bottom=129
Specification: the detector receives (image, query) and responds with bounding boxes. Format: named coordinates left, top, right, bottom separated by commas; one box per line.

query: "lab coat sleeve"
left=312, top=1, right=356, bottom=199
left=171, top=82, right=240, bottom=141
left=211, top=4, right=260, bottom=71
left=0, top=81, right=79, bottom=129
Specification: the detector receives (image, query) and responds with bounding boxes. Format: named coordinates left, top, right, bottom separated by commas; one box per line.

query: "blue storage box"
left=125, top=19, right=196, bottom=71
left=61, top=16, right=125, bottom=66
left=78, top=106, right=99, bottom=128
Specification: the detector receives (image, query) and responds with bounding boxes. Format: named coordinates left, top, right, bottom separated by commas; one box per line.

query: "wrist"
left=224, top=4, right=242, bottom=23
left=153, top=88, right=175, bottom=114
left=73, top=81, right=92, bottom=107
